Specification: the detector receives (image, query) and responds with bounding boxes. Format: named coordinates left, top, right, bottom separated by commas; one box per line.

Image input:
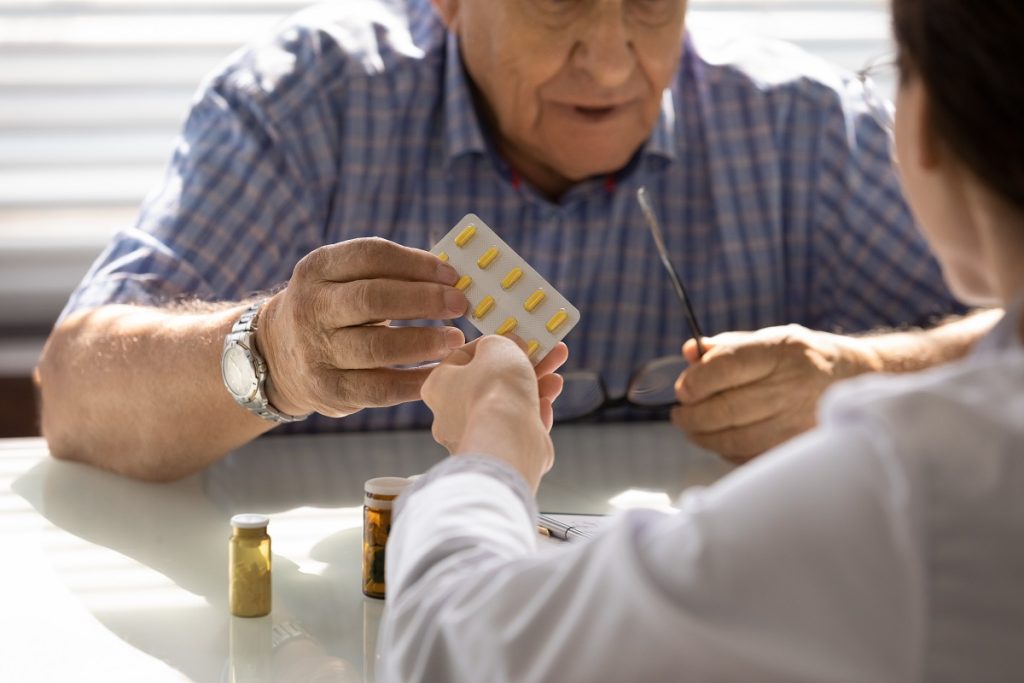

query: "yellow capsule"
left=501, top=267, right=523, bottom=290
left=477, top=247, right=499, bottom=270
left=496, top=317, right=518, bottom=335
left=474, top=296, right=496, bottom=320
left=546, top=309, right=569, bottom=333
left=454, top=225, right=477, bottom=248
left=526, top=340, right=541, bottom=359
left=455, top=275, right=472, bottom=292
left=523, top=289, right=546, bottom=313
left=437, top=251, right=449, bottom=263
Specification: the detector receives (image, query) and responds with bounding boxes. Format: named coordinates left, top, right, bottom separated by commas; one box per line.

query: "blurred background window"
left=0, top=0, right=890, bottom=435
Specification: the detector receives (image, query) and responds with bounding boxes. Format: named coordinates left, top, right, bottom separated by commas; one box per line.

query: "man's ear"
left=431, top=0, right=460, bottom=29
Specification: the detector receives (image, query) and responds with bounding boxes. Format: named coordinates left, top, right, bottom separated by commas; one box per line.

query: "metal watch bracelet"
left=224, top=300, right=310, bottom=424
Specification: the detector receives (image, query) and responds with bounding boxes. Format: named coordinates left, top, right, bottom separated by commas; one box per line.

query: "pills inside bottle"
left=362, top=477, right=411, bottom=599
left=229, top=513, right=272, bottom=617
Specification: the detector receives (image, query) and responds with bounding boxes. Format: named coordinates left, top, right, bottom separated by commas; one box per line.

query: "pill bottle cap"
left=364, top=477, right=411, bottom=509
left=231, top=513, right=270, bottom=529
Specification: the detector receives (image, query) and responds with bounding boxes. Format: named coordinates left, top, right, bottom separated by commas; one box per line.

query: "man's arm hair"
left=857, top=308, right=1002, bottom=374
left=35, top=302, right=277, bottom=481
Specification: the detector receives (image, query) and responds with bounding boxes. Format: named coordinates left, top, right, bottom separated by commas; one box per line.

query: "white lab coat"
left=379, top=306, right=1024, bottom=682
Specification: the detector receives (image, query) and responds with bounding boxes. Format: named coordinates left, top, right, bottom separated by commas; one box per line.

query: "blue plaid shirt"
left=63, top=0, right=962, bottom=432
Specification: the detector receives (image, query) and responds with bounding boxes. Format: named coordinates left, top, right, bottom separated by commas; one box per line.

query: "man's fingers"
left=297, top=237, right=458, bottom=286
left=318, top=279, right=467, bottom=327
left=315, top=366, right=434, bottom=411
left=672, top=382, right=785, bottom=435
left=676, top=344, right=778, bottom=403
left=681, top=337, right=712, bottom=363
left=329, top=325, right=465, bottom=369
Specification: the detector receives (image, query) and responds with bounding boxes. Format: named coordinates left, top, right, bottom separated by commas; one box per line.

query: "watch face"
left=223, top=344, right=259, bottom=400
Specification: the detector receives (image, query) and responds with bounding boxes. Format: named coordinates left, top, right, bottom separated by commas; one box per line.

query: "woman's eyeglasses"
left=553, top=188, right=705, bottom=423
left=856, top=54, right=899, bottom=136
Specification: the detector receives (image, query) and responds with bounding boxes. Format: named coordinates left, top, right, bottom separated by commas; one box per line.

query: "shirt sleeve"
left=58, top=27, right=339, bottom=323
left=380, top=425, right=925, bottom=682
left=806, top=78, right=966, bottom=332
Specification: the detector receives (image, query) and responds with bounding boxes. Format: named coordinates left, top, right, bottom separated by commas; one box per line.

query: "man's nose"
left=572, top=3, right=636, bottom=89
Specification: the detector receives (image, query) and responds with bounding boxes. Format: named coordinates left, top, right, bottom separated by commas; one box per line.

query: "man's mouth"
left=571, top=104, right=620, bottom=121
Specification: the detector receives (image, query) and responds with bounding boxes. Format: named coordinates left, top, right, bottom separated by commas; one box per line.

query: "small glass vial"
left=362, top=477, right=411, bottom=599
left=229, top=513, right=272, bottom=617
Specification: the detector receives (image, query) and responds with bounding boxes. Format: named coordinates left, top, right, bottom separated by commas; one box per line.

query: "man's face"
left=437, top=0, right=687, bottom=192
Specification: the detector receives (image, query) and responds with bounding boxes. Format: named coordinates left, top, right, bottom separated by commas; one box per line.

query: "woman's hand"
left=421, top=336, right=569, bottom=491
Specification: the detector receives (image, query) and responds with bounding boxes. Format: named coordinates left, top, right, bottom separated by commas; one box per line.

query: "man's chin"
left=551, top=148, right=638, bottom=182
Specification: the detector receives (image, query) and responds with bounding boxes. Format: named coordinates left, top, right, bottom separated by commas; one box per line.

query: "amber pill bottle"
left=362, top=477, right=411, bottom=599
left=229, top=513, right=272, bottom=617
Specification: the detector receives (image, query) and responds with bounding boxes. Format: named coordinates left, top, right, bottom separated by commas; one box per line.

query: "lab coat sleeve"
left=379, top=425, right=926, bottom=683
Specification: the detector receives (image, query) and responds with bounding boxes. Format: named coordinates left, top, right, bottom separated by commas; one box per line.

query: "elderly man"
left=37, top=0, right=989, bottom=480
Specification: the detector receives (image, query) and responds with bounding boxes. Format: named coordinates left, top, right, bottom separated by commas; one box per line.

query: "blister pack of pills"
left=431, top=214, right=580, bottom=364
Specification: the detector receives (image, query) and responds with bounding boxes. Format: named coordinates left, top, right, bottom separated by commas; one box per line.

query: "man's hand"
left=421, top=336, right=569, bottom=492
left=256, top=238, right=470, bottom=418
left=672, top=324, right=879, bottom=463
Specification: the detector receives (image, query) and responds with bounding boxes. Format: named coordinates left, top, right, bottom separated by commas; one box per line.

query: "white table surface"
left=1, top=423, right=731, bottom=682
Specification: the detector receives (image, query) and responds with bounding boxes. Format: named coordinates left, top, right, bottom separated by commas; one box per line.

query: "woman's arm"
left=380, top=424, right=925, bottom=683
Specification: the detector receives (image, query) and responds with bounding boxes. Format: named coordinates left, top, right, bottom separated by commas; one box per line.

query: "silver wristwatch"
left=221, top=300, right=309, bottom=424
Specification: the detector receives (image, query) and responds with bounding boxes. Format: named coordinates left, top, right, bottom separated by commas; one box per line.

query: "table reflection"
left=11, top=422, right=729, bottom=681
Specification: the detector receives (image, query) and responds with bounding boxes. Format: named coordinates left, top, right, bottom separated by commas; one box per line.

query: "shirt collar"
left=643, top=88, right=678, bottom=163
left=443, top=31, right=679, bottom=168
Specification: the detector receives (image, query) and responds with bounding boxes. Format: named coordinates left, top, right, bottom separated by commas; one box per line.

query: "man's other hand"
left=256, top=237, right=469, bottom=418
left=672, top=324, right=878, bottom=463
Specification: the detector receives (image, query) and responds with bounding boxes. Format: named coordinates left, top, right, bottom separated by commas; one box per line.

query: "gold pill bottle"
left=229, top=513, right=272, bottom=617
left=362, top=477, right=411, bottom=599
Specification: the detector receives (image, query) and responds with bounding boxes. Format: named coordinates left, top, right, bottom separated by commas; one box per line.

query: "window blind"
left=0, top=0, right=890, bottom=331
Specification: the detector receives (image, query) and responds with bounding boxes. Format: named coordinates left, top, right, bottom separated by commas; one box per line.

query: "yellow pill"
left=477, top=247, right=499, bottom=269
left=455, top=275, right=472, bottom=292
left=546, top=309, right=569, bottom=333
left=501, top=267, right=523, bottom=290
left=437, top=251, right=449, bottom=263
left=474, top=296, right=496, bottom=320
left=455, top=225, right=477, bottom=248
left=523, top=289, right=546, bottom=312
left=496, top=317, right=518, bottom=335
left=526, top=340, right=541, bottom=359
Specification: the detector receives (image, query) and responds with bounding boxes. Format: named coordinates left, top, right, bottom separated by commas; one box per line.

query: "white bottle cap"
left=231, top=513, right=270, bottom=529
left=364, top=477, right=411, bottom=509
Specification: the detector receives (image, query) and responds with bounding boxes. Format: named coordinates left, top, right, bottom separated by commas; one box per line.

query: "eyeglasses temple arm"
left=637, top=186, right=706, bottom=358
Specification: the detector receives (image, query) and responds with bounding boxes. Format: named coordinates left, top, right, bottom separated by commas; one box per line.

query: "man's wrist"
left=222, top=298, right=310, bottom=423
left=850, top=311, right=998, bottom=374
left=252, top=295, right=307, bottom=417
left=837, top=334, right=885, bottom=377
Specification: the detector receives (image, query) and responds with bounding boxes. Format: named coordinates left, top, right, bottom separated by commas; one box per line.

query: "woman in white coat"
left=380, top=1, right=1024, bottom=679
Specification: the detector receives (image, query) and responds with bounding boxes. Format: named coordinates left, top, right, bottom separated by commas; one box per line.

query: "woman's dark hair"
left=892, top=0, right=1024, bottom=209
